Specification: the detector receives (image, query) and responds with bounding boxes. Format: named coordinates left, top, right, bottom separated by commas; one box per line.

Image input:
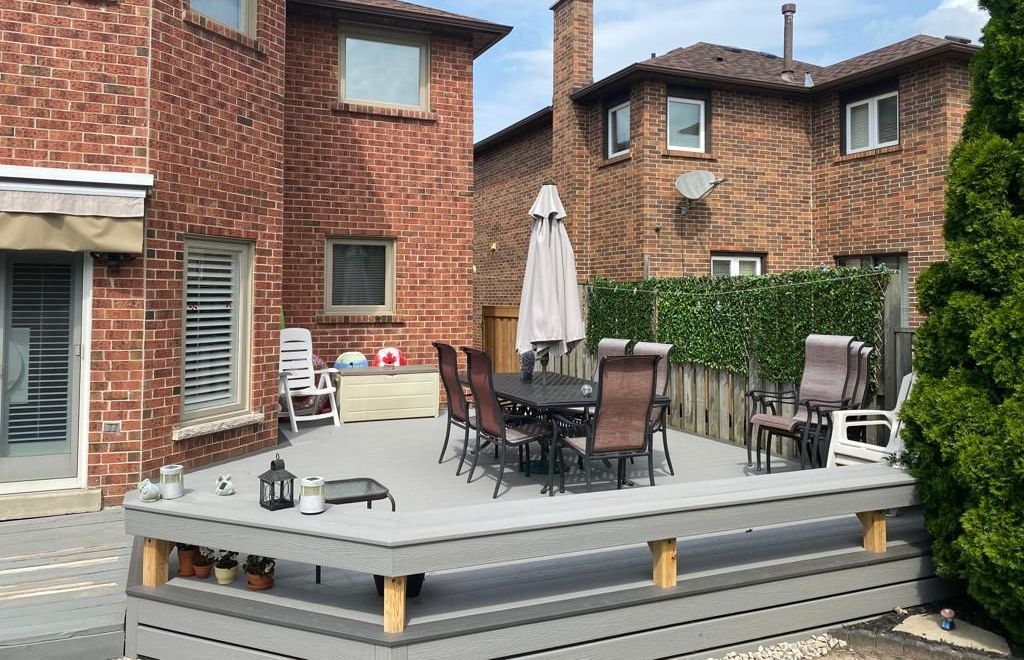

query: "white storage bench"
left=333, top=365, right=439, bottom=423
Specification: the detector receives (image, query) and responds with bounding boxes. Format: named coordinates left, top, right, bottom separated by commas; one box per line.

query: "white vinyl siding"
left=182, top=240, right=252, bottom=422
left=711, top=255, right=762, bottom=277
left=325, top=238, right=396, bottom=315
left=667, top=97, right=705, bottom=152
left=607, top=101, right=630, bottom=157
left=845, top=91, right=899, bottom=154
left=340, top=26, right=430, bottom=110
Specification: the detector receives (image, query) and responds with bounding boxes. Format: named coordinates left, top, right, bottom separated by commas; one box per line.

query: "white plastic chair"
left=279, top=328, right=340, bottom=433
left=825, top=372, right=916, bottom=467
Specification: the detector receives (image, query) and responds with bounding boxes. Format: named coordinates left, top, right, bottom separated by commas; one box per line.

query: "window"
left=711, top=254, right=762, bottom=277
left=340, top=27, right=429, bottom=110
left=845, top=91, right=898, bottom=154
left=838, top=254, right=909, bottom=326
left=182, top=239, right=252, bottom=422
left=607, top=101, right=630, bottom=158
left=668, top=97, right=705, bottom=152
left=325, top=238, right=396, bottom=315
left=190, top=0, right=255, bottom=35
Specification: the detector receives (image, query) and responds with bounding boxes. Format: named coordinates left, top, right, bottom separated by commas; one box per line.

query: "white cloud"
left=915, top=0, right=987, bottom=42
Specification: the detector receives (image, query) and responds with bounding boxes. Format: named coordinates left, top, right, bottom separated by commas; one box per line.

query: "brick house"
left=474, top=0, right=975, bottom=343
left=0, top=0, right=508, bottom=514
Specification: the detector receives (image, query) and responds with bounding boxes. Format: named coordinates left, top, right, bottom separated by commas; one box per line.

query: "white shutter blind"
left=4, top=263, right=73, bottom=445
left=331, top=242, right=387, bottom=307
left=183, top=246, right=241, bottom=415
left=877, top=95, right=898, bottom=144
left=737, top=259, right=759, bottom=276
left=848, top=103, right=870, bottom=151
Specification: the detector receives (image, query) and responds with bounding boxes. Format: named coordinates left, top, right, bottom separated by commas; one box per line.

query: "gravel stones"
left=705, top=634, right=848, bottom=660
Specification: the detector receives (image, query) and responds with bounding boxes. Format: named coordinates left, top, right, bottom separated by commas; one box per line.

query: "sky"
left=425, top=0, right=989, bottom=141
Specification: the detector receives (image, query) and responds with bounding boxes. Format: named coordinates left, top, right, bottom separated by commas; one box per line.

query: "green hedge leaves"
left=585, top=267, right=889, bottom=383
left=899, top=2, right=1024, bottom=641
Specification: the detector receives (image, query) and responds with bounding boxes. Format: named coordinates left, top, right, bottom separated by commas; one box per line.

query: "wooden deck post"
left=648, top=538, right=677, bottom=588
left=856, top=510, right=887, bottom=553
left=142, top=538, right=172, bottom=588
left=383, top=575, right=407, bottom=633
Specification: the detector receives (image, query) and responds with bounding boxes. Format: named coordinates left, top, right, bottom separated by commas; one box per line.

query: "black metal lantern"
left=259, top=453, right=295, bottom=511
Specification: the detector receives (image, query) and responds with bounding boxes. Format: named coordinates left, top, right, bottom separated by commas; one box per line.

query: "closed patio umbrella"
left=515, top=183, right=585, bottom=360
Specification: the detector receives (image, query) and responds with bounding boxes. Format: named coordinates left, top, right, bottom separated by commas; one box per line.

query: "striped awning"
left=0, top=165, right=152, bottom=253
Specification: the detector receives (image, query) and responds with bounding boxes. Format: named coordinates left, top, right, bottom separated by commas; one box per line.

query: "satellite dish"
left=675, top=170, right=726, bottom=201
left=674, top=170, right=727, bottom=217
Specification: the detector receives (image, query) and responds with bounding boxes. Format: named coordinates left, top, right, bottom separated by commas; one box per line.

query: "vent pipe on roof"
left=782, top=3, right=796, bottom=81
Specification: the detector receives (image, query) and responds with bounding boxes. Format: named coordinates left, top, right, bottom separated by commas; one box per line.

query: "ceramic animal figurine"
left=139, top=478, right=162, bottom=502
left=215, top=474, right=236, bottom=496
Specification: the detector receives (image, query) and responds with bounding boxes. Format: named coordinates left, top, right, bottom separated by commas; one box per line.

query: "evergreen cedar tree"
left=900, top=0, right=1024, bottom=642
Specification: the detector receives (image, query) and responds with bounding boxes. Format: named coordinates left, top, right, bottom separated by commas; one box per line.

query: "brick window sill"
left=598, top=153, right=632, bottom=169
left=181, top=9, right=266, bottom=55
left=833, top=144, right=902, bottom=164
left=316, top=313, right=406, bottom=326
left=172, top=411, right=264, bottom=442
left=662, top=150, right=717, bottom=162
left=329, top=102, right=438, bottom=123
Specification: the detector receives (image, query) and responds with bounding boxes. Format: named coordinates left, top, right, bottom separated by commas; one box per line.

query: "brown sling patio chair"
left=746, top=334, right=856, bottom=473
left=462, top=347, right=553, bottom=499
left=433, top=342, right=476, bottom=471
left=632, top=341, right=675, bottom=475
left=556, top=338, right=630, bottom=423
left=553, top=355, right=660, bottom=493
left=807, top=340, right=875, bottom=467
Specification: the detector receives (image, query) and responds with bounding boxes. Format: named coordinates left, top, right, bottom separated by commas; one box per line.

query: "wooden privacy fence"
left=552, top=349, right=799, bottom=449
left=481, top=305, right=519, bottom=373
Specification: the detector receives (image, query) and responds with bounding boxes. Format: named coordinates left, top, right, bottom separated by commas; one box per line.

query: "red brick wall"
left=1, top=0, right=151, bottom=503
left=473, top=122, right=552, bottom=344
left=812, top=60, right=971, bottom=325
left=0, top=0, right=150, bottom=172
left=127, top=0, right=287, bottom=505
left=282, top=5, right=476, bottom=368
left=642, top=84, right=815, bottom=277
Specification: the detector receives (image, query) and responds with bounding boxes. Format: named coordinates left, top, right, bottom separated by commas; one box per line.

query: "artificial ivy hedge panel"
left=585, top=267, right=890, bottom=383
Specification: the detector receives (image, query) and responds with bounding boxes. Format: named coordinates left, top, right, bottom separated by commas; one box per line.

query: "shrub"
left=900, top=1, right=1024, bottom=641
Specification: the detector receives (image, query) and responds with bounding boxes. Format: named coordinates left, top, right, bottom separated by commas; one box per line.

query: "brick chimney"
left=551, top=0, right=593, bottom=277
left=781, top=3, right=796, bottom=80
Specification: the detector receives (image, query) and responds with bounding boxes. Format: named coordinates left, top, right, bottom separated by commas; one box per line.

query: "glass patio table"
left=484, top=372, right=670, bottom=496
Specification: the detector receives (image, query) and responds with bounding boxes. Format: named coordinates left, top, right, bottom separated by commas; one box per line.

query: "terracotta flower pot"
left=193, top=562, right=212, bottom=579
left=247, top=572, right=274, bottom=591
left=176, top=548, right=196, bottom=577
left=214, top=564, right=238, bottom=585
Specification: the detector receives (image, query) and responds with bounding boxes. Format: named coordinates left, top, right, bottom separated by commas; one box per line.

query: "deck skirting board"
left=507, top=577, right=955, bottom=660
left=130, top=546, right=941, bottom=660
left=0, top=629, right=125, bottom=660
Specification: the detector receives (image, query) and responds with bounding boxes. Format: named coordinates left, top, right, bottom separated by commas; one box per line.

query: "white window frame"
left=189, top=0, right=257, bottom=36
left=711, top=254, right=762, bottom=277
left=845, top=91, right=899, bottom=154
left=339, top=25, right=430, bottom=111
left=667, top=97, right=706, bottom=153
left=180, top=238, right=253, bottom=424
left=607, top=101, right=631, bottom=158
left=324, top=237, right=397, bottom=316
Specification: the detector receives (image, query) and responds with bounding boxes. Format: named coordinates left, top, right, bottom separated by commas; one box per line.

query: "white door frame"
left=0, top=254, right=92, bottom=495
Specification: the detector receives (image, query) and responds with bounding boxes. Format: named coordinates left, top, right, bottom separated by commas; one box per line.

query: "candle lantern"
left=298, top=476, right=326, bottom=515
left=259, top=454, right=295, bottom=511
left=159, top=464, right=185, bottom=499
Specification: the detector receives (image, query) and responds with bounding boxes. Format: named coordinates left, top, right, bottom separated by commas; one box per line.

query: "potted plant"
left=193, top=547, right=215, bottom=579
left=213, top=551, right=239, bottom=585
left=175, top=543, right=196, bottom=577
left=243, top=555, right=276, bottom=591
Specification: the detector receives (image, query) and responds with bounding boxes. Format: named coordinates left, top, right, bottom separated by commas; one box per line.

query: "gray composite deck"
left=0, top=506, right=129, bottom=660
left=192, top=414, right=798, bottom=508
left=122, top=417, right=949, bottom=660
